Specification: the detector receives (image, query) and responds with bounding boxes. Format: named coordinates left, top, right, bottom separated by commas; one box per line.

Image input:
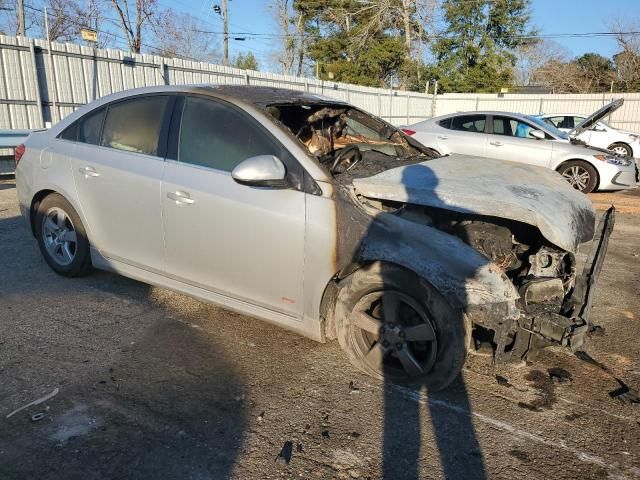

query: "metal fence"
left=1, top=33, right=640, bottom=155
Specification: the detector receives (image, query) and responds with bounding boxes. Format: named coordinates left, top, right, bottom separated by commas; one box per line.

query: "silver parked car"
left=15, top=85, right=614, bottom=390
left=404, top=103, right=636, bottom=193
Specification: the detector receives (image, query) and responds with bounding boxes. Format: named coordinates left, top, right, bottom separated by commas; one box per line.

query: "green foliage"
left=432, top=0, right=535, bottom=92
left=233, top=52, right=259, bottom=71
left=295, top=0, right=410, bottom=88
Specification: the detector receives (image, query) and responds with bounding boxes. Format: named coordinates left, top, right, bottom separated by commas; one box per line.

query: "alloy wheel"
left=41, top=207, right=78, bottom=266
left=612, top=145, right=630, bottom=157
left=562, top=166, right=591, bottom=191
left=350, top=290, right=438, bottom=379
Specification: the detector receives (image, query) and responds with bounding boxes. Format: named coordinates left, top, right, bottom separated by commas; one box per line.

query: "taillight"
left=401, top=128, right=416, bottom=136
left=14, top=144, right=25, bottom=165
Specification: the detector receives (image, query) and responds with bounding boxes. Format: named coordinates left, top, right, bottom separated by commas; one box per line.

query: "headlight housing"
left=594, top=154, right=632, bottom=166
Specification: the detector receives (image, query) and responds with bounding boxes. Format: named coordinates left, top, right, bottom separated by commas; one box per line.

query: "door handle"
left=167, top=191, right=195, bottom=205
left=438, top=135, right=448, bottom=140
left=79, top=166, right=100, bottom=177
left=490, top=141, right=504, bottom=147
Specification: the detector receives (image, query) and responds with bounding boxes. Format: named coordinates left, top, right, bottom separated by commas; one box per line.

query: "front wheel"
left=608, top=142, right=633, bottom=159
left=334, top=262, right=467, bottom=391
left=35, top=193, right=93, bottom=277
left=558, top=160, right=598, bottom=193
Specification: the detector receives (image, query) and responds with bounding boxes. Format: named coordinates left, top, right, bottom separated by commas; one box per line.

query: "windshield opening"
left=265, top=102, right=436, bottom=178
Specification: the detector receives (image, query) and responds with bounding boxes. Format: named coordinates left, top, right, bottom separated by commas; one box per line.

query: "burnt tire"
left=558, top=160, right=598, bottom=194
left=334, top=262, right=467, bottom=391
left=607, top=142, right=633, bottom=159
left=35, top=193, right=93, bottom=277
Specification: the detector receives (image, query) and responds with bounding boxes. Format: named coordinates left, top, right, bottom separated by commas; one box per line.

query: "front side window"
left=450, top=115, right=486, bottom=133
left=101, top=96, right=170, bottom=156
left=545, top=116, right=573, bottom=129
left=493, top=116, right=539, bottom=139
left=178, top=96, right=280, bottom=172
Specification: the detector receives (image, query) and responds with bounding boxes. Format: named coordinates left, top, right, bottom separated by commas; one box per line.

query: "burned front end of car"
left=262, top=95, right=615, bottom=364
left=454, top=208, right=616, bottom=362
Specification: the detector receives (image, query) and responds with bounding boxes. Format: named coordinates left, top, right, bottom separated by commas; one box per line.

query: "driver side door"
left=161, top=95, right=306, bottom=318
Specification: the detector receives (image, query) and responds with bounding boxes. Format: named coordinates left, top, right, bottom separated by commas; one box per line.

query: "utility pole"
left=17, top=0, right=25, bottom=36
left=222, top=0, right=229, bottom=66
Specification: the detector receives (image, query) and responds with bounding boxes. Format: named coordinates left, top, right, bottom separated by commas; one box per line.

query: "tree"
left=269, top=0, right=306, bottom=75
left=233, top=52, right=259, bottom=70
left=534, top=53, right=615, bottom=93
left=293, top=0, right=433, bottom=88
left=155, top=12, right=219, bottom=62
left=431, top=0, right=536, bottom=92
left=514, top=39, right=569, bottom=86
left=611, top=19, right=640, bottom=92
left=111, top=0, right=166, bottom=53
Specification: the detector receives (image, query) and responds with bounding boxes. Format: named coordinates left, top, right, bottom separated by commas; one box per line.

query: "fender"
left=357, top=211, right=519, bottom=308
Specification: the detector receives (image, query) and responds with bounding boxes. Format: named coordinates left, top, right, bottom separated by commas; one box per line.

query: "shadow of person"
left=367, top=163, right=487, bottom=479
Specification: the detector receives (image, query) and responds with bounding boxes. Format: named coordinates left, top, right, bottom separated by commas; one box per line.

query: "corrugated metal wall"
left=0, top=34, right=432, bottom=136
left=1, top=33, right=639, bottom=138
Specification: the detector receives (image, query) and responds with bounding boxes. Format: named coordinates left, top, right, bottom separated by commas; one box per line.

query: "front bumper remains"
left=496, top=206, right=616, bottom=362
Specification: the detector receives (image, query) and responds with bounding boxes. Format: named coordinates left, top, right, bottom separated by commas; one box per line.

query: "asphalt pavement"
left=1, top=178, right=639, bottom=480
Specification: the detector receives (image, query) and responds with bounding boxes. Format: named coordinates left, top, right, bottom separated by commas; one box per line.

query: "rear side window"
left=450, top=115, right=486, bottom=133
left=101, top=96, right=170, bottom=156
left=79, top=108, right=105, bottom=144
left=178, top=96, right=280, bottom=172
left=438, top=117, right=452, bottom=129
left=59, top=107, right=105, bottom=144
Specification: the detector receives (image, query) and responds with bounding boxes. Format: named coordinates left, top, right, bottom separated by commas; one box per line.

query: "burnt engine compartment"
left=391, top=204, right=579, bottom=358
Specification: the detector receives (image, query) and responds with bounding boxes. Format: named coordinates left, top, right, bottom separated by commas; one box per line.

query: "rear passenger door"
left=437, top=114, right=488, bottom=157
left=68, top=95, right=174, bottom=271
left=486, top=115, right=552, bottom=168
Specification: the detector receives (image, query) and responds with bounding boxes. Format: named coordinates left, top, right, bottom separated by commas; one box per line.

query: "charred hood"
left=351, top=155, right=596, bottom=253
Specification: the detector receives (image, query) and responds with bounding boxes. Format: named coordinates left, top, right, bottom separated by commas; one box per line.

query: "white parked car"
left=404, top=104, right=636, bottom=193
left=538, top=100, right=639, bottom=159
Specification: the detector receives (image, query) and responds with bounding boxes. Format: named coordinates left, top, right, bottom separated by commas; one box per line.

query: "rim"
left=41, top=207, right=77, bottom=266
left=562, top=165, right=591, bottom=191
left=611, top=145, right=629, bottom=157
left=350, top=290, right=438, bottom=379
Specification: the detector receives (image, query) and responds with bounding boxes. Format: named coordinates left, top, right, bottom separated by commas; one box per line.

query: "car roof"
left=432, top=111, right=537, bottom=122
left=88, top=84, right=346, bottom=108
left=540, top=113, right=587, bottom=117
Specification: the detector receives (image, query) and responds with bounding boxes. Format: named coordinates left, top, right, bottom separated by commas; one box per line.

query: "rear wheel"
left=558, top=160, right=598, bottom=193
left=334, top=262, right=466, bottom=391
left=35, top=193, right=93, bottom=277
left=607, top=142, right=632, bottom=159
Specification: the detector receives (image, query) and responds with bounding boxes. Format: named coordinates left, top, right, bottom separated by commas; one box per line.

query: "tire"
left=35, top=193, right=93, bottom=277
left=558, top=160, right=598, bottom=194
left=334, top=262, right=467, bottom=391
left=607, top=142, right=633, bottom=159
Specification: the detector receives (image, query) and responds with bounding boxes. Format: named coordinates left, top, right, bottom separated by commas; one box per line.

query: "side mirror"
left=530, top=129, right=545, bottom=140
left=231, top=155, right=288, bottom=188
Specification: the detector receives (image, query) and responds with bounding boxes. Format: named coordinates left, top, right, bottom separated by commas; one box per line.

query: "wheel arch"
left=555, top=158, right=601, bottom=191
left=29, top=187, right=90, bottom=241
left=29, top=189, right=56, bottom=236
